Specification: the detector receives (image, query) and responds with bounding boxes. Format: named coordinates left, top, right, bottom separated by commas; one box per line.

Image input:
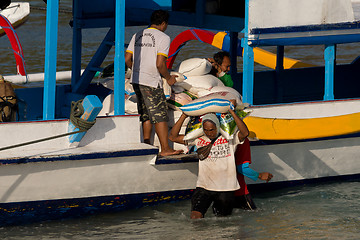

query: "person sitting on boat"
left=169, top=100, right=249, bottom=219
left=207, top=51, right=234, bottom=87
left=125, top=9, right=182, bottom=157
left=234, top=137, right=273, bottom=210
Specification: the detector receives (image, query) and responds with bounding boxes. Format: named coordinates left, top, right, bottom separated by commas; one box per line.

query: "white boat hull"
left=250, top=136, right=360, bottom=183
left=0, top=106, right=359, bottom=226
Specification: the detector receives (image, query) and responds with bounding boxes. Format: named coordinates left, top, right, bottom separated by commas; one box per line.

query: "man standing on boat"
left=125, top=10, right=182, bottom=157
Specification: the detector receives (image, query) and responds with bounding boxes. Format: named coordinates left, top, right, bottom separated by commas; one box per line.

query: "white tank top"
left=126, top=28, right=170, bottom=88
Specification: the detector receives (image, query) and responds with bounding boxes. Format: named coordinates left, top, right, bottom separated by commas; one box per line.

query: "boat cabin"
left=12, top=0, right=360, bottom=121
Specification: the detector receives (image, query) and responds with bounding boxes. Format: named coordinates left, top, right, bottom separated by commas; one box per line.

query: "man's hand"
left=167, top=75, right=177, bottom=86
left=229, top=99, right=237, bottom=109
left=258, top=172, right=273, bottom=183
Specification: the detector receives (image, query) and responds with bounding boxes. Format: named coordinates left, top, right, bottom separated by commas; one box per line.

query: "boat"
left=4, top=70, right=85, bottom=85
left=1, top=0, right=360, bottom=227
left=0, top=2, right=30, bottom=37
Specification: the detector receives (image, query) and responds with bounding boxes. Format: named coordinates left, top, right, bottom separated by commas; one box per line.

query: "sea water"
left=0, top=1, right=359, bottom=239
left=1, top=182, right=359, bottom=239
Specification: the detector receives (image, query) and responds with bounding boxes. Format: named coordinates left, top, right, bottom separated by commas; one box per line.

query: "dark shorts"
left=233, top=194, right=257, bottom=210
left=132, top=83, right=169, bottom=124
left=191, top=187, right=235, bottom=217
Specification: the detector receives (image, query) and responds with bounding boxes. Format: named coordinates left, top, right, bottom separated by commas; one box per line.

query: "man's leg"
left=190, top=211, right=203, bottom=219
left=137, top=84, right=182, bottom=156
left=191, top=188, right=213, bottom=219
left=212, top=191, right=235, bottom=216
left=155, top=121, right=182, bottom=156
left=133, top=83, right=152, bottom=144
left=142, top=120, right=152, bottom=144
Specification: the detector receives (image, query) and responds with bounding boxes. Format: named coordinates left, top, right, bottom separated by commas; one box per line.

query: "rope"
left=0, top=130, right=83, bottom=152
left=69, top=99, right=96, bottom=132
left=0, top=99, right=96, bottom=152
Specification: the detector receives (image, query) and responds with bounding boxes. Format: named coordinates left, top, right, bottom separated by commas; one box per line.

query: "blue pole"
left=242, top=0, right=254, bottom=105
left=43, top=0, right=59, bottom=120
left=196, top=0, right=205, bottom=26
left=71, top=0, right=82, bottom=88
left=324, top=44, right=335, bottom=100
left=114, top=0, right=125, bottom=115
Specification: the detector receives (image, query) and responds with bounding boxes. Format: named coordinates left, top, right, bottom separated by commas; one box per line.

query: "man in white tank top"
left=125, top=10, right=182, bottom=157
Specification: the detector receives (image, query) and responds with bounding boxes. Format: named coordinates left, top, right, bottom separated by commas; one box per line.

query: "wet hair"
left=213, top=51, right=230, bottom=65
left=150, top=10, right=170, bottom=25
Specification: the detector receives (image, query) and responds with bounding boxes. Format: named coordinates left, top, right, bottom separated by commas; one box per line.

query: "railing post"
left=43, top=0, right=59, bottom=120
left=324, top=44, right=336, bottom=100
left=242, top=0, right=254, bottom=105
left=114, top=0, right=126, bottom=115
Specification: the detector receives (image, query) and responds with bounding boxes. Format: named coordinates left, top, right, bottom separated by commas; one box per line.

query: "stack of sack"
left=167, top=58, right=250, bottom=148
left=98, top=58, right=250, bottom=152
left=98, top=77, right=139, bottom=116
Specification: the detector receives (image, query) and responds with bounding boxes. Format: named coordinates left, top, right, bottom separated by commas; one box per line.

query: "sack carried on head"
left=180, top=91, right=238, bottom=116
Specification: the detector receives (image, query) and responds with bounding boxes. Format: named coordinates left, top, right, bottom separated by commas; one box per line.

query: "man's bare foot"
left=159, top=149, right=183, bottom=157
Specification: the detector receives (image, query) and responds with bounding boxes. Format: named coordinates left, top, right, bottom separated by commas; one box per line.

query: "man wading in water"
left=169, top=100, right=249, bottom=218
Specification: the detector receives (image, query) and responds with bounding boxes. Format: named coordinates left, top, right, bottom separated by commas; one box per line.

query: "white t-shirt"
left=188, top=133, right=243, bottom=191
left=126, top=27, right=170, bottom=88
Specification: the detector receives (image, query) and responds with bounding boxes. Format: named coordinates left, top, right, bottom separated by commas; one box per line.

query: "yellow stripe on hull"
left=252, top=48, right=315, bottom=69
left=244, top=112, right=360, bottom=140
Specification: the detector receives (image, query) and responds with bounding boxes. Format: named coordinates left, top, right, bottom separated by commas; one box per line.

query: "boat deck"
left=0, top=142, right=159, bottom=164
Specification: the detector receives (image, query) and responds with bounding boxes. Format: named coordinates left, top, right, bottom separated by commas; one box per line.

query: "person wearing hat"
left=169, top=100, right=249, bottom=219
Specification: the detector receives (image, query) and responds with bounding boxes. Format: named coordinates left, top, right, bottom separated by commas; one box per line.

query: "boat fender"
left=0, top=75, right=17, bottom=122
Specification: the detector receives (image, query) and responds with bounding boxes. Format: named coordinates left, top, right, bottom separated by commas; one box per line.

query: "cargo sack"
left=184, top=115, right=204, bottom=141
left=179, top=91, right=237, bottom=116
left=174, top=58, right=212, bottom=76
left=217, top=109, right=250, bottom=139
left=0, top=80, right=17, bottom=122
